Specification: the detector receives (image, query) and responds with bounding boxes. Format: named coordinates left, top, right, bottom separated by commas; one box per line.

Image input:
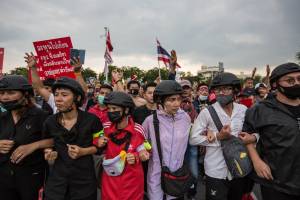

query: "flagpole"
left=157, top=59, right=161, bottom=79
left=104, top=27, right=108, bottom=82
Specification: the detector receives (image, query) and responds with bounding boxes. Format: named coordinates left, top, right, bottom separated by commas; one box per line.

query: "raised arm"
left=24, top=52, right=51, bottom=101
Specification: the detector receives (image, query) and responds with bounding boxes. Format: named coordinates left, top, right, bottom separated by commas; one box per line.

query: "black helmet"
left=270, top=63, right=300, bottom=85
left=52, top=77, right=85, bottom=106
left=0, top=75, right=33, bottom=95
left=153, top=80, right=183, bottom=103
left=104, top=91, right=135, bottom=109
left=210, top=72, right=241, bottom=91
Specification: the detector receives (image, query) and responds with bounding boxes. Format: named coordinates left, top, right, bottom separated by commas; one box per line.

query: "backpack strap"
left=207, top=105, right=223, bottom=132
left=153, top=111, right=163, bottom=168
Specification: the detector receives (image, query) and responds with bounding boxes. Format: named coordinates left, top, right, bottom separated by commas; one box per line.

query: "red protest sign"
left=33, top=37, right=75, bottom=80
left=0, top=48, right=4, bottom=75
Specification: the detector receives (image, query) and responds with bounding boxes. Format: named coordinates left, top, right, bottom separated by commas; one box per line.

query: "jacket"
left=243, top=97, right=300, bottom=195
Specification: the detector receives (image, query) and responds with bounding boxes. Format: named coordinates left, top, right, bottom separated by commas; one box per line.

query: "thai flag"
left=157, top=40, right=180, bottom=68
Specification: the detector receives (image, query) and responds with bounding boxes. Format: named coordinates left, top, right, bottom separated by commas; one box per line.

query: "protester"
left=88, top=83, right=113, bottom=123
left=190, top=72, right=252, bottom=200
left=0, top=75, right=53, bottom=200
left=43, top=77, right=102, bottom=200
left=193, top=83, right=209, bottom=114
left=143, top=80, right=191, bottom=200
left=179, top=79, right=199, bottom=199
left=243, top=63, right=300, bottom=200
left=96, top=91, right=149, bottom=200
left=133, top=82, right=157, bottom=125
left=254, top=82, right=269, bottom=102
left=127, top=80, right=147, bottom=107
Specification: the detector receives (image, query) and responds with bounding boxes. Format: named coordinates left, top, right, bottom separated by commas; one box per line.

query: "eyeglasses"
left=279, top=76, right=300, bottom=86
left=214, top=86, right=233, bottom=94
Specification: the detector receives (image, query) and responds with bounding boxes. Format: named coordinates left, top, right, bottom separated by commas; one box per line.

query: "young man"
left=127, top=80, right=147, bottom=107
left=243, top=63, right=300, bottom=200
left=193, top=83, right=209, bottom=114
left=88, top=83, right=113, bottom=123
left=254, top=82, right=269, bottom=102
left=190, top=73, right=250, bottom=200
left=179, top=79, right=198, bottom=199
left=132, top=82, right=157, bottom=125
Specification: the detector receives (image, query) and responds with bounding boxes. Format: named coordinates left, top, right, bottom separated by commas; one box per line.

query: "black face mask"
left=129, top=89, right=139, bottom=97
left=278, top=84, right=300, bottom=99
left=108, top=111, right=124, bottom=123
left=216, top=94, right=233, bottom=107
left=0, top=99, right=25, bottom=111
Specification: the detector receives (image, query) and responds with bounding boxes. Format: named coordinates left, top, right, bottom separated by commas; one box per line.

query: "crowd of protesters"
left=0, top=51, right=299, bottom=200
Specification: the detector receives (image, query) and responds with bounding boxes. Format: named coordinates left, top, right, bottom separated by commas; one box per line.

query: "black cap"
left=270, top=63, right=300, bottom=85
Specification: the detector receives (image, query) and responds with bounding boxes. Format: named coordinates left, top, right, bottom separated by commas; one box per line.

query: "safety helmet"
left=153, top=80, right=183, bottom=103
left=0, top=75, right=34, bottom=95
left=210, top=72, right=241, bottom=91
left=270, top=63, right=300, bottom=86
left=104, top=91, right=135, bottom=109
left=52, top=77, right=85, bottom=106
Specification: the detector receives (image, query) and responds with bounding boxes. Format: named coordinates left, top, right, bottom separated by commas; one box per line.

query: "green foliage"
left=81, top=67, right=97, bottom=81
left=9, top=67, right=28, bottom=78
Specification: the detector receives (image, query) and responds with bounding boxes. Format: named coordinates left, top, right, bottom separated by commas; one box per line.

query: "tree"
left=121, top=66, right=144, bottom=80
left=9, top=67, right=28, bottom=78
left=297, top=51, right=300, bottom=64
left=143, top=67, right=168, bottom=82
left=81, top=67, right=97, bottom=81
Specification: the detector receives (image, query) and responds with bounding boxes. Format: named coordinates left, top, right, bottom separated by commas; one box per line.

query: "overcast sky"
left=1, top=0, right=299, bottom=75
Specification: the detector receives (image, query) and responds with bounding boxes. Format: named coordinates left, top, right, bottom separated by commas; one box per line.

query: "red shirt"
left=101, top=118, right=145, bottom=200
left=88, top=104, right=109, bottom=124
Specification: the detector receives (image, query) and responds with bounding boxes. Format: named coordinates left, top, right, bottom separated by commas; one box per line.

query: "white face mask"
left=198, top=95, right=208, bottom=101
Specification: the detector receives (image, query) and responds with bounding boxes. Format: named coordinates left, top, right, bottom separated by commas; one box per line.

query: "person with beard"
left=0, top=75, right=53, bottom=200
left=242, top=63, right=300, bottom=200
left=193, top=83, right=209, bottom=114
left=190, top=73, right=251, bottom=200
left=127, top=80, right=147, bottom=107
left=42, top=77, right=102, bottom=200
left=96, top=91, right=150, bottom=200
left=132, top=82, right=157, bottom=125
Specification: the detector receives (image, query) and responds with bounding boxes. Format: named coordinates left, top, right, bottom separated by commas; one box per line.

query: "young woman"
left=0, top=75, right=52, bottom=200
left=97, top=91, right=149, bottom=200
left=142, top=80, right=191, bottom=200
left=43, top=77, right=102, bottom=200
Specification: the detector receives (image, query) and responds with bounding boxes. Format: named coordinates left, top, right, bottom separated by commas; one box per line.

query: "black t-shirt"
left=281, top=103, right=300, bottom=118
left=132, top=105, right=155, bottom=125
left=43, top=110, right=103, bottom=168
left=0, top=106, right=49, bottom=169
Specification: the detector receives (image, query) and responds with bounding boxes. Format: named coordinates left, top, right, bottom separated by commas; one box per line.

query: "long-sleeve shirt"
left=190, top=102, right=247, bottom=179
left=142, top=109, right=191, bottom=200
